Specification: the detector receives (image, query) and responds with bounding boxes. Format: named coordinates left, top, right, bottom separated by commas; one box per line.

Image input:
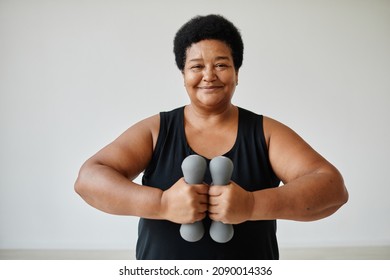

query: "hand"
left=160, top=178, right=209, bottom=224
left=208, top=181, right=254, bottom=224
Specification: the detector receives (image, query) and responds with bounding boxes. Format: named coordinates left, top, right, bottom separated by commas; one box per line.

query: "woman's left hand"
left=208, top=181, right=254, bottom=224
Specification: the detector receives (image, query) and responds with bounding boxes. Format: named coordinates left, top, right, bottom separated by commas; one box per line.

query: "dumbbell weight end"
left=179, top=155, right=207, bottom=242
left=209, top=156, right=235, bottom=243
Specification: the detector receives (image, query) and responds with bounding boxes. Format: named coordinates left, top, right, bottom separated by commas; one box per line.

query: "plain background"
left=1, top=0, right=389, bottom=253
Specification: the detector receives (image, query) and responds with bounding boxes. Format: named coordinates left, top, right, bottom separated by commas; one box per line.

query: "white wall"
left=1, top=0, right=389, bottom=251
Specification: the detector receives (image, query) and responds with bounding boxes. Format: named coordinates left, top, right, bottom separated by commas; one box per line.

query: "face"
left=182, top=40, right=238, bottom=109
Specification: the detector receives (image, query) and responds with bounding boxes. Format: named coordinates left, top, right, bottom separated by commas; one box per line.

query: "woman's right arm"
left=74, top=114, right=165, bottom=218
left=74, top=114, right=209, bottom=223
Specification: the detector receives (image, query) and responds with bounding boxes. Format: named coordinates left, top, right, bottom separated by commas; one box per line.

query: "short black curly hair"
left=173, top=14, right=244, bottom=71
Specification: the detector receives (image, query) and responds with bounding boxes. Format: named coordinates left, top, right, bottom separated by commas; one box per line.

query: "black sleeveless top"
left=137, top=106, right=280, bottom=259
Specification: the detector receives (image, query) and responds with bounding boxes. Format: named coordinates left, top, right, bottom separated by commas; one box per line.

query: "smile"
left=198, top=86, right=223, bottom=90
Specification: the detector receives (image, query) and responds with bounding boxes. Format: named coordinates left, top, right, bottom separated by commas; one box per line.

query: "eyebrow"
left=188, top=56, right=231, bottom=62
left=215, top=56, right=231, bottom=61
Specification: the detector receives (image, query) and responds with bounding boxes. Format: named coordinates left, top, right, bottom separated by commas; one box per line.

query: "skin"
left=74, top=39, right=348, bottom=226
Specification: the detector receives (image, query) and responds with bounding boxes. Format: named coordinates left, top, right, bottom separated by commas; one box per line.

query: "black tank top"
left=137, top=106, right=280, bottom=259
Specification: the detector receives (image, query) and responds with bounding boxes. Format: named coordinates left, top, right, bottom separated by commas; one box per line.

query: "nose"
left=202, top=66, right=217, bottom=82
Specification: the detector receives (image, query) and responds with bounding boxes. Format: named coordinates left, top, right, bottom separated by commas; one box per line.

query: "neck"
left=184, top=103, right=237, bottom=126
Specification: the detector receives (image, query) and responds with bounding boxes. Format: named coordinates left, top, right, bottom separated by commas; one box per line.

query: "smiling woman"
left=183, top=40, right=238, bottom=111
left=74, top=14, right=348, bottom=260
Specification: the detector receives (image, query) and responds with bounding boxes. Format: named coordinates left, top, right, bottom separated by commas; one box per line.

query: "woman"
left=75, top=14, right=348, bottom=259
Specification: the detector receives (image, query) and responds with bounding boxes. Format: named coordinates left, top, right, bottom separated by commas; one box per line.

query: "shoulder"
left=262, top=115, right=330, bottom=182
left=133, top=106, right=184, bottom=149
left=237, top=106, right=261, bottom=118
left=159, top=106, right=185, bottom=123
left=138, top=113, right=160, bottom=134
left=127, top=113, right=160, bottom=150
left=262, top=115, right=298, bottom=148
left=237, top=107, right=263, bottom=129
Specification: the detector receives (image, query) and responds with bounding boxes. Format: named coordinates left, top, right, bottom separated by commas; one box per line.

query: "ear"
left=181, top=70, right=186, bottom=87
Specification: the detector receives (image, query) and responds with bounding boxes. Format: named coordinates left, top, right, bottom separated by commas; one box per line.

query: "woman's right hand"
left=160, top=178, right=209, bottom=224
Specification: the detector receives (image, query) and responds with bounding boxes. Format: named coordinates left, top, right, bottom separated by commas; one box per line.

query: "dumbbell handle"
left=179, top=155, right=207, bottom=242
left=209, top=156, right=234, bottom=243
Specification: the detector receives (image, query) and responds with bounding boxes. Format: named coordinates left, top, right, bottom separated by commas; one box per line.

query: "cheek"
left=221, top=73, right=237, bottom=86
left=184, top=73, right=201, bottom=87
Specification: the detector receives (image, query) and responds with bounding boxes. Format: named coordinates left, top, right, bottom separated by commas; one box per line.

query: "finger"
left=208, top=202, right=222, bottom=215
left=191, top=184, right=209, bottom=194
left=197, top=203, right=208, bottom=213
left=191, top=210, right=207, bottom=222
left=208, top=212, right=220, bottom=222
left=208, top=195, right=221, bottom=207
left=208, top=185, right=224, bottom=196
left=208, top=204, right=216, bottom=214
left=198, top=194, right=209, bottom=204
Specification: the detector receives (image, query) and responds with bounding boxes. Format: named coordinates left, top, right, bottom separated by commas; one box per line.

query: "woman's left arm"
left=208, top=116, right=348, bottom=223
left=250, top=116, right=349, bottom=221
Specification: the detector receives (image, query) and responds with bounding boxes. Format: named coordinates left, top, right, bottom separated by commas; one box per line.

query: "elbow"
left=340, top=182, right=349, bottom=205
left=307, top=168, right=349, bottom=221
left=327, top=184, right=349, bottom=219
left=74, top=172, right=97, bottom=208
left=322, top=171, right=349, bottom=218
left=74, top=176, right=84, bottom=197
left=74, top=174, right=87, bottom=200
left=74, top=165, right=92, bottom=201
left=322, top=164, right=349, bottom=208
left=338, top=183, right=349, bottom=209
left=334, top=169, right=349, bottom=207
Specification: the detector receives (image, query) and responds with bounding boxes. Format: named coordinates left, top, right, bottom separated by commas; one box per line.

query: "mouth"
left=198, top=85, right=224, bottom=91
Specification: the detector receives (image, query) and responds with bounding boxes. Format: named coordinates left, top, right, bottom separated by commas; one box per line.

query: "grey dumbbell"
left=179, top=155, right=207, bottom=242
left=209, top=156, right=234, bottom=243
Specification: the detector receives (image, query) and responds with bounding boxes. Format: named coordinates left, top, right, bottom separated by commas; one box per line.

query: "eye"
left=215, top=64, right=229, bottom=70
left=190, top=65, right=204, bottom=72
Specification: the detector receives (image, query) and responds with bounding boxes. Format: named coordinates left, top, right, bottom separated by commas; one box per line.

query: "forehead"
left=185, top=39, right=233, bottom=60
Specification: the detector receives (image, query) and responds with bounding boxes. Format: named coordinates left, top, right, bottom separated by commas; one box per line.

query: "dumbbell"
left=209, top=156, right=234, bottom=243
left=179, top=155, right=207, bottom=242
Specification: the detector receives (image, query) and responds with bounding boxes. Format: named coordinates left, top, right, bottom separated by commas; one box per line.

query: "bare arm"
left=257, top=116, right=349, bottom=221
left=74, top=115, right=164, bottom=218
left=74, top=114, right=209, bottom=223
left=209, top=116, right=348, bottom=223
